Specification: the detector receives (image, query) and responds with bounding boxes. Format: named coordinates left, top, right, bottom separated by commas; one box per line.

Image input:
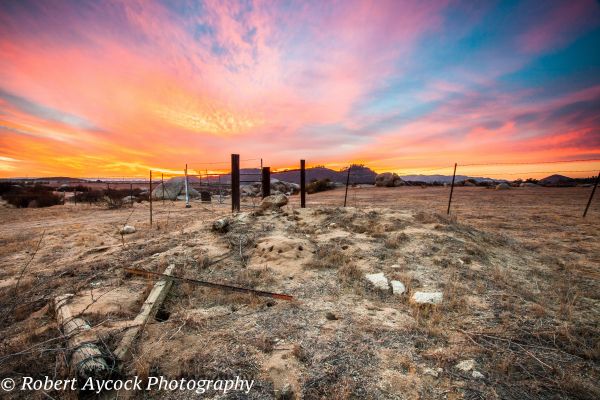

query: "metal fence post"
left=447, top=163, right=457, bottom=215
left=583, top=171, right=600, bottom=218
left=300, top=159, right=306, bottom=208
left=149, top=170, right=153, bottom=227
left=184, top=164, right=191, bottom=208
left=262, top=167, right=271, bottom=198
left=231, top=154, right=240, bottom=213
left=344, top=165, right=351, bottom=207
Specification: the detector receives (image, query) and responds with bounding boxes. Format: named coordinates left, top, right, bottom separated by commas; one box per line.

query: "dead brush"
left=383, top=232, right=409, bottom=249
left=305, top=244, right=350, bottom=269
left=337, top=262, right=362, bottom=285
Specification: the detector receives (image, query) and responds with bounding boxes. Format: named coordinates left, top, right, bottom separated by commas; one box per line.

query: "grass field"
left=0, top=186, right=598, bottom=399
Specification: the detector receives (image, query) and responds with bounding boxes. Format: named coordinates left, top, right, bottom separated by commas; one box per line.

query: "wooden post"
left=262, top=167, right=271, bottom=198
left=231, top=154, right=240, bottom=213
left=149, top=171, right=153, bottom=227
left=447, top=163, right=457, bottom=215
left=583, top=171, right=600, bottom=218
left=300, top=159, right=306, bottom=208
left=344, top=166, right=351, bottom=207
left=161, top=173, right=165, bottom=203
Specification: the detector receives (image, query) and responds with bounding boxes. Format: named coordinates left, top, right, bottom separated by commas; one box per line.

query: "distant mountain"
left=398, top=174, right=505, bottom=184
left=538, top=174, right=576, bottom=187
left=273, top=165, right=377, bottom=184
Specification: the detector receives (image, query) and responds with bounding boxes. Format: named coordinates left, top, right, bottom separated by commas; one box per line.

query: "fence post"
left=447, top=163, right=457, bottom=215
left=262, top=167, right=271, bottom=198
left=184, top=164, right=191, bottom=208
left=161, top=173, right=165, bottom=203
left=130, top=183, right=133, bottom=207
left=583, top=171, right=600, bottom=218
left=344, top=166, right=352, bottom=207
left=300, top=159, right=306, bottom=208
left=149, top=170, right=153, bottom=227
left=231, top=154, right=240, bottom=213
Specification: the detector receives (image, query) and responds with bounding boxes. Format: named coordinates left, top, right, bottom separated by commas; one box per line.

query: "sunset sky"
left=1, top=0, right=599, bottom=178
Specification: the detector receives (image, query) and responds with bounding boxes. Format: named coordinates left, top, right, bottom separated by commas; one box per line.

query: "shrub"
left=3, top=185, right=62, bottom=208
left=72, top=190, right=103, bottom=203
left=306, top=178, right=335, bottom=194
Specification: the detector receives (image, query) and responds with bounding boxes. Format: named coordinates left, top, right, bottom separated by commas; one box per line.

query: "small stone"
left=411, top=291, right=443, bottom=304
left=472, top=370, right=484, bottom=379
left=390, top=264, right=402, bottom=270
left=365, top=272, right=389, bottom=291
left=423, top=368, right=439, bottom=377
left=119, top=225, right=136, bottom=234
left=455, top=359, right=476, bottom=372
left=212, top=218, right=230, bottom=233
left=390, top=280, right=406, bottom=295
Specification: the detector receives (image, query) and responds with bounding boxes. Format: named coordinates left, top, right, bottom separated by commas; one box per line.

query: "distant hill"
left=538, top=174, right=576, bottom=187
left=398, top=174, right=505, bottom=184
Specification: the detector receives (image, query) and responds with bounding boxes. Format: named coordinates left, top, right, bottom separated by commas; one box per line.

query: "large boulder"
left=241, top=179, right=299, bottom=197
left=151, top=177, right=200, bottom=200
left=259, top=194, right=288, bottom=210
left=375, top=172, right=405, bottom=187
left=495, top=182, right=511, bottom=190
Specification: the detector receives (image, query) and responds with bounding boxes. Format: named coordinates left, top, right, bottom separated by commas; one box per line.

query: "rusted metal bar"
left=124, top=268, right=293, bottom=301
left=583, top=171, right=599, bottom=218
left=447, top=163, right=457, bottom=215
left=231, top=154, right=240, bottom=213
left=300, top=159, right=306, bottom=208
left=262, top=166, right=271, bottom=198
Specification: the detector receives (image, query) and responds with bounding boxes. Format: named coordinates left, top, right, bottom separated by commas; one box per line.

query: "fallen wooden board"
left=53, top=294, right=109, bottom=378
left=113, top=264, right=175, bottom=361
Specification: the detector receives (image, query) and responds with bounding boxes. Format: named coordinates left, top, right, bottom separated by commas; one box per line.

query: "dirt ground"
left=0, top=186, right=598, bottom=399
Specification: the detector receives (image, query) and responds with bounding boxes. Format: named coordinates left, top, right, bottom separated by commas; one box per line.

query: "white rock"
left=412, top=291, right=443, bottom=304
left=423, top=368, right=439, bottom=377
left=390, top=280, right=406, bottom=295
left=119, top=225, right=136, bottom=234
left=455, top=359, right=476, bottom=372
left=472, top=370, right=484, bottom=379
left=365, top=272, right=389, bottom=291
left=390, top=264, right=402, bottom=270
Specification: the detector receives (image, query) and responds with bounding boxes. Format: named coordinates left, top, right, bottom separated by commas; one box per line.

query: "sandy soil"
left=0, top=186, right=598, bottom=399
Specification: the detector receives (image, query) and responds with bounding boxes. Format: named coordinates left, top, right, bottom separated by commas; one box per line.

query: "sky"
left=1, top=0, right=599, bottom=179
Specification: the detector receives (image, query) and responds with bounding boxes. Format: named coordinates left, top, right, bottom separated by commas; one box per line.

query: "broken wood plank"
left=53, top=294, right=110, bottom=379
left=114, top=264, right=175, bottom=362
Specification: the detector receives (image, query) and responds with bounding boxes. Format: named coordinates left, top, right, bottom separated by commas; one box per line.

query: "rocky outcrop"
left=495, top=182, right=511, bottom=190
left=151, top=177, right=199, bottom=200
left=375, top=172, right=406, bottom=187
left=241, top=179, right=299, bottom=197
left=259, top=194, right=289, bottom=211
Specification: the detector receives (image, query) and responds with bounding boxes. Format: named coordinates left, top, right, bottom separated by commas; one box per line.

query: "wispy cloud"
left=0, top=0, right=599, bottom=177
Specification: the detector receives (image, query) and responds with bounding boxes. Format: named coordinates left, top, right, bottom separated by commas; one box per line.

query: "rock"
left=212, top=218, right=231, bottom=233
left=151, top=177, right=186, bottom=200
left=472, top=370, right=484, bottom=379
left=119, top=225, right=136, bottom=234
left=423, top=367, right=442, bottom=378
left=260, top=194, right=288, bottom=210
left=375, top=172, right=406, bottom=187
left=390, top=264, right=402, bottom=270
left=390, top=280, right=406, bottom=295
left=463, top=181, right=476, bottom=187
left=122, top=195, right=136, bottom=203
left=411, top=291, right=443, bottom=304
left=455, top=359, right=476, bottom=372
left=519, top=182, right=538, bottom=187
left=365, top=272, right=389, bottom=291
left=495, top=182, right=511, bottom=190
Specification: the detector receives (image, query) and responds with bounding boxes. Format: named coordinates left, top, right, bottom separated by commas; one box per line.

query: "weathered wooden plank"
left=113, top=264, right=175, bottom=361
